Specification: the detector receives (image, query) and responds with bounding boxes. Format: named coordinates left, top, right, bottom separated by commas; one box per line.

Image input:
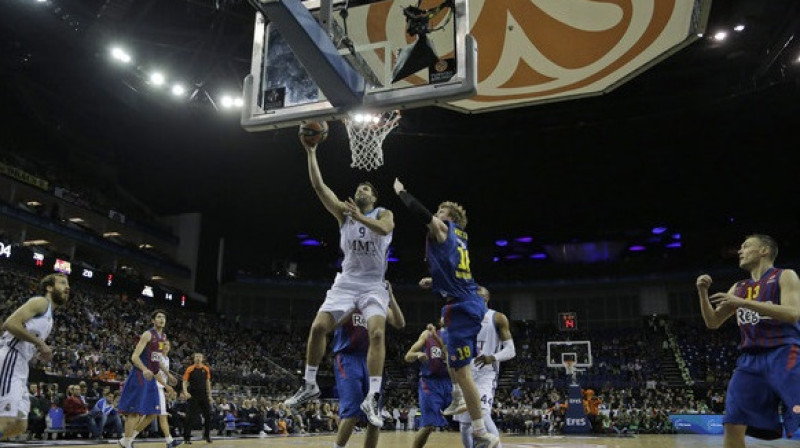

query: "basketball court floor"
left=5, top=431, right=798, bottom=448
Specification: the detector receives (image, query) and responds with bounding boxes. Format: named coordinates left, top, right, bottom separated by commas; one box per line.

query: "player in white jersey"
left=149, top=340, right=181, bottom=448
left=0, top=273, right=69, bottom=441
left=285, top=137, right=395, bottom=428
left=454, top=285, right=515, bottom=448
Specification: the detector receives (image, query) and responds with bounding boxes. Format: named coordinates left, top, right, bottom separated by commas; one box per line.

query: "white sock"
left=472, top=418, right=486, bottom=436
left=304, top=365, right=319, bottom=385
left=121, top=437, right=132, bottom=448
left=368, top=376, right=382, bottom=396
left=165, top=435, right=173, bottom=444
left=334, top=443, right=345, bottom=448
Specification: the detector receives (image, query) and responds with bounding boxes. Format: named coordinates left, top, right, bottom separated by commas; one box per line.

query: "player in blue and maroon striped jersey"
left=697, top=234, right=800, bottom=447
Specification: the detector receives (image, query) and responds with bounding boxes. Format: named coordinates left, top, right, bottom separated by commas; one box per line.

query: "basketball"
left=299, top=121, right=329, bottom=146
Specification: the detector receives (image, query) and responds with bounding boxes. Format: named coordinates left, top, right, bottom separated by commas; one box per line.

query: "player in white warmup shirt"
left=284, top=136, right=395, bottom=428
left=153, top=340, right=181, bottom=448
left=454, top=285, right=515, bottom=448
left=0, top=273, right=69, bottom=441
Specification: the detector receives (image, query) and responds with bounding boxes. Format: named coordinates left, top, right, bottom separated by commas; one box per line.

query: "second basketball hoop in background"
left=343, top=110, right=401, bottom=171
left=299, top=121, right=329, bottom=146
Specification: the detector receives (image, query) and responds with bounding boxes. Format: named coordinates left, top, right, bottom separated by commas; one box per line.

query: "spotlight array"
left=351, top=113, right=382, bottom=124
left=105, top=44, right=242, bottom=111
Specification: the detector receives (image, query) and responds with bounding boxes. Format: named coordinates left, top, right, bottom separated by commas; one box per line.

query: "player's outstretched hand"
left=696, top=274, right=712, bottom=291
left=393, top=178, right=405, bottom=195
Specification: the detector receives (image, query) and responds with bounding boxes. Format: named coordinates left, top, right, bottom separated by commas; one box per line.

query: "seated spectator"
left=380, top=406, right=395, bottom=431
left=93, top=392, right=123, bottom=438
left=46, top=403, right=65, bottom=440
left=63, top=385, right=101, bottom=439
left=27, top=384, right=49, bottom=440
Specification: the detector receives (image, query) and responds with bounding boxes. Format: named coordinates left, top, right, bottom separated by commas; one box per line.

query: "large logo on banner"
left=363, top=0, right=699, bottom=111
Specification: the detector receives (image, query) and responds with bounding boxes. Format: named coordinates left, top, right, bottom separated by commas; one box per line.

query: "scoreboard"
left=559, top=311, right=578, bottom=331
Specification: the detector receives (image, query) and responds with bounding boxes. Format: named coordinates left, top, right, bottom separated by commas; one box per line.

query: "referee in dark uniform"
left=182, top=352, right=212, bottom=444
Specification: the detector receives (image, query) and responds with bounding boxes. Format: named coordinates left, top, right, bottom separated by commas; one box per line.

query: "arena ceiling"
left=0, top=0, right=799, bottom=273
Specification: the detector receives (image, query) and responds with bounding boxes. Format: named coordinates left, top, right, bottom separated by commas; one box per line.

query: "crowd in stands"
left=0, top=148, right=173, bottom=238
left=0, top=263, right=737, bottom=441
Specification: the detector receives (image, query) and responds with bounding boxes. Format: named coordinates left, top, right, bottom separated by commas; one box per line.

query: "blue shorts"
left=724, top=345, right=800, bottom=440
left=442, top=296, right=485, bottom=368
left=117, top=369, right=160, bottom=415
left=334, top=352, right=372, bottom=420
left=418, top=376, right=451, bottom=427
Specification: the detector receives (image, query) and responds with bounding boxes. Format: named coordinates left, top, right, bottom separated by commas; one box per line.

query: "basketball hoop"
left=342, top=110, right=401, bottom=171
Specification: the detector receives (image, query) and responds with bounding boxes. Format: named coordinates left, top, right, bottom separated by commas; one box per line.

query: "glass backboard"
left=242, top=0, right=476, bottom=131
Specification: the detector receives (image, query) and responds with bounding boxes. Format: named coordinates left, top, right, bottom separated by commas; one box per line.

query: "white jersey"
left=338, top=207, right=392, bottom=283
left=157, top=355, right=170, bottom=389
left=0, top=298, right=53, bottom=361
left=473, top=309, right=502, bottom=377
left=455, top=309, right=505, bottom=424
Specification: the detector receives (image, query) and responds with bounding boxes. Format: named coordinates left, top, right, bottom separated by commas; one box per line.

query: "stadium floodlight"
left=109, top=46, right=132, bottom=64
left=233, top=97, right=244, bottom=108
left=220, top=95, right=234, bottom=108
left=713, top=31, right=728, bottom=42
left=149, top=72, right=165, bottom=86
left=171, top=84, right=186, bottom=96
left=733, top=24, right=745, bottom=32
left=35, top=0, right=47, bottom=3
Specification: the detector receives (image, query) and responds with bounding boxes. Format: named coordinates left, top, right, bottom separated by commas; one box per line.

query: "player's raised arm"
left=696, top=274, right=735, bottom=329
left=393, top=178, right=447, bottom=242
left=304, top=139, right=346, bottom=225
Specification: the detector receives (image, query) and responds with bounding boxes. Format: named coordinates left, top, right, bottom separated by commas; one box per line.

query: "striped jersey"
left=339, top=207, right=392, bottom=282
left=140, top=328, right=166, bottom=374
left=420, top=328, right=449, bottom=378
left=332, top=311, right=368, bottom=355
left=733, top=268, right=800, bottom=350
left=0, top=297, right=53, bottom=361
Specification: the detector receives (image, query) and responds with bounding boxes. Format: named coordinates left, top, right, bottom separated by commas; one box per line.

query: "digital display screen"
left=54, top=258, right=72, bottom=275
left=559, top=312, right=578, bottom=331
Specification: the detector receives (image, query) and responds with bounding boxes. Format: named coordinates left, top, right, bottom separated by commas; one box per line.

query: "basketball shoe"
left=473, top=432, right=500, bottom=448
left=284, top=382, right=320, bottom=407
left=360, top=393, right=383, bottom=427
left=441, top=393, right=467, bottom=416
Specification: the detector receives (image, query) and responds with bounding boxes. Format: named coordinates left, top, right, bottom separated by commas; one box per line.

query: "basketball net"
left=343, top=110, right=401, bottom=171
left=564, top=360, right=576, bottom=377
